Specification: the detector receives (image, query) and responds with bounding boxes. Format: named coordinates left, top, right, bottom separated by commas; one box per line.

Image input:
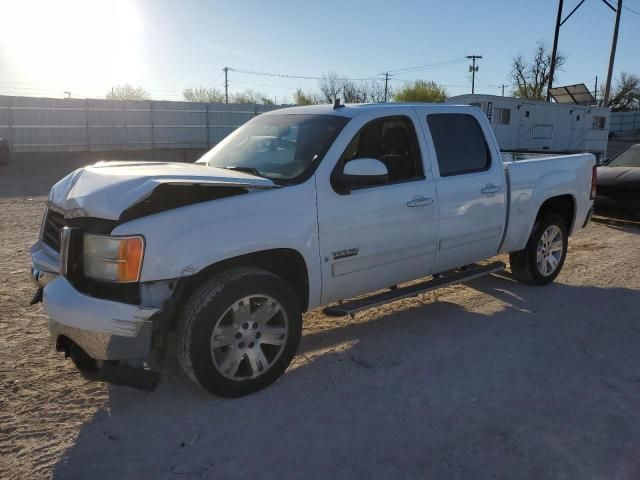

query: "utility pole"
left=383, top=72, right=391, bottom=102
left=64, top=91, right=71, bottom=99
left=223, top=67, right=229, bottom=104
left=547, top=0, right=564, bottom=101
left=594, top=76, right=598, bottom=105
left=466, top=55, right=482, bottom=94
left=603, top=0, right=623, bottom=107
left=501, top=84, right=505, bottom=97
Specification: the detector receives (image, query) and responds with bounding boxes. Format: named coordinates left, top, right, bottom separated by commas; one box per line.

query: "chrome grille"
left=41, top=209, right=66, bottom=252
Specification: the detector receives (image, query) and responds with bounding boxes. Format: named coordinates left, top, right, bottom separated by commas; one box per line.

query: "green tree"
left=293, top=88, right=320, bottom=105
left=511, top=41, right=566, bottom=100
left=183, top=87, right=225, bottom=103
left=231, top=89, right=274, bottom=105
left=393, top=80, right=447, bottom=103
left=106, top=84, right=150, bottom=101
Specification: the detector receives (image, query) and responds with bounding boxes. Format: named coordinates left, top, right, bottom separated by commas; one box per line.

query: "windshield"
left=608, top=145, right=640, bottom=167
left=199, top=114, right=349, bottom=183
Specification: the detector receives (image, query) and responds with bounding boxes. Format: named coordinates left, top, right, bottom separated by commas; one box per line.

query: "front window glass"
left=199, top=114, right=349, bottom=183
left=339, top=115, right=423, bottom=183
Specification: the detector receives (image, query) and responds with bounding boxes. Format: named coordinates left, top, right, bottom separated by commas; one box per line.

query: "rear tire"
left=509, top=213, right=568, bottom=285
left=177, top=267, right=302, bottom=397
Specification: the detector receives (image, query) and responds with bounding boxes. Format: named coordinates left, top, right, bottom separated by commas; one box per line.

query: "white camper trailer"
left=446, top=94, right=610, bottom=160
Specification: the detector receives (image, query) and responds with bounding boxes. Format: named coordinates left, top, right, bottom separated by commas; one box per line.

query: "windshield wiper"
left=224, top=166, right=265, bottom=178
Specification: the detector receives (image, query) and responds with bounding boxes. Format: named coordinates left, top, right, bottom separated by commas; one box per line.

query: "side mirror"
left=338, top=158, right=388, bottom=190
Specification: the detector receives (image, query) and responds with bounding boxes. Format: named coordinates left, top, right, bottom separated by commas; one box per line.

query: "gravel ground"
left=1, top=157, right=640, bottom=480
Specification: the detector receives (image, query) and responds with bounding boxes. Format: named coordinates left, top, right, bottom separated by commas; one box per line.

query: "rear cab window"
left=426, top=113, right=491, bottom=177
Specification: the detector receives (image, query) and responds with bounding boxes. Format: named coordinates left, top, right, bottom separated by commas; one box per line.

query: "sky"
left=1, top=0, right=639, bottom=102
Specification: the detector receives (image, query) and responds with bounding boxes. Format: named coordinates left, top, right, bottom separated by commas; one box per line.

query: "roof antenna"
left=333, top=98, right=344, bottom=109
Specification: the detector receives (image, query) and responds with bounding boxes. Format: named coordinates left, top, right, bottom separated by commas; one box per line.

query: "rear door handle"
left=406, top=196, right=434, bottom=207
left=481, top=184, right=501, bottom=195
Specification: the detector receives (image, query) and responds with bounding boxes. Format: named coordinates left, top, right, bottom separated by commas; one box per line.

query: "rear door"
left=419, top=110, right=507, bottom=272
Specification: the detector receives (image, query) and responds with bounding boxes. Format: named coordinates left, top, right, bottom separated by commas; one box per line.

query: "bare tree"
left=511, top=41, right=566, bottom=100
left=600, top=72, right=640, bottom=111
left=106, top=84, right=150, bottom=101
left=318, top=72, right=344, bottom=103
left=183, top=87, right=225, bottom=103
left=318, top=72, right=386, bottom=103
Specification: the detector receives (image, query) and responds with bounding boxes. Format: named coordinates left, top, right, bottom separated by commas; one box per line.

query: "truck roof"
left=265, top=103, right=477, bottom=118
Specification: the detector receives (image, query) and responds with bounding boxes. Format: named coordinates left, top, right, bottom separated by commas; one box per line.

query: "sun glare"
left=0, top=0, right=143, bottom=96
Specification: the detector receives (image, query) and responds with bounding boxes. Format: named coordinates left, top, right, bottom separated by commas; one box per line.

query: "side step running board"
left=323, top=261, right=505, bottom=317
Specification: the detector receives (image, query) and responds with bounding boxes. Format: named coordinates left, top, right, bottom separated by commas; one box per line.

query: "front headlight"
left=83, top=234, right=145, bottom=283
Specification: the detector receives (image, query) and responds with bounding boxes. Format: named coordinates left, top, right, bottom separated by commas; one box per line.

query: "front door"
left=420, top=111, right=507, bottom=272
left=316, top=110, right=438, bottom=304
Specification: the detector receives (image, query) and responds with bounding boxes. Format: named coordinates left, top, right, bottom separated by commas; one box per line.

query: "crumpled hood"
left=597, top=166, right=640, bottom=190
left=49, top=161, right=276, bottom=220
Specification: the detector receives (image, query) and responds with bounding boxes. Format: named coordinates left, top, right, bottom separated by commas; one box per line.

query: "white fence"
left=610, top=111, right=640, bottom=134
left=0, top=96, right=285, bottom=152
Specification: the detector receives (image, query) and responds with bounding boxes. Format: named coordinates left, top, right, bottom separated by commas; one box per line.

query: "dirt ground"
left=1, top=156, right=640, bottom=480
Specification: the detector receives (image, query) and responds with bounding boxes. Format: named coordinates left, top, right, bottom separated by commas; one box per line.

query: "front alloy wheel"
left=210, top=295, right=288, bottom=380
left=178, top=267, right=302, bottom=397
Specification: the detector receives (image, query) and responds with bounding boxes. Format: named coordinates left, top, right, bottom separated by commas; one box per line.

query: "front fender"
left=112, top=181, right=322, bottom=307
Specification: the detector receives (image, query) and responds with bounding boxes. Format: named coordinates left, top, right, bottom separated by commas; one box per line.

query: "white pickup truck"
left=31, top=103, right=596, bottom=397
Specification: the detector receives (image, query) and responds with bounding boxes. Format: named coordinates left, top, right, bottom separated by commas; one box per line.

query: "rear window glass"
left=427, top=114, right=490, bottom=176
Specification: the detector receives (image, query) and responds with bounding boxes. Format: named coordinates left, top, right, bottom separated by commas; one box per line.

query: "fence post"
left=85, top=99, right=90, bottom=151
left=121, top=100, right=129, bottom=150
left=205, top=103, right=210, bottom=147
left=6, top=97, right=14, bottom=152
left=150, top=100, right=155, bottom=150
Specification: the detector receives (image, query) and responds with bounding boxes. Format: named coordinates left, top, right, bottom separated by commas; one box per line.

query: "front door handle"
left=481, top=184, right=501, bottom=195
left=407, top=196, right=434, bottom=207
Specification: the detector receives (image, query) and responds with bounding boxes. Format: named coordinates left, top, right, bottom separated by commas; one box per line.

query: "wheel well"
left=173, top=249, right=310, bottom=321
left=537, top=195, right=575, bottom=232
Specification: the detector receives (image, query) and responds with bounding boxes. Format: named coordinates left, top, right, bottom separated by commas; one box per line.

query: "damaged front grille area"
left=42, top=209, right=66, bottom=252
left=119, top=183, right=248, bottom=223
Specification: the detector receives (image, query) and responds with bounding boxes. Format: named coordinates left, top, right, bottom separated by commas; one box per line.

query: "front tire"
left=177, top=267, right=302, bottom=397
left=509, top=213, right=568, bottom=285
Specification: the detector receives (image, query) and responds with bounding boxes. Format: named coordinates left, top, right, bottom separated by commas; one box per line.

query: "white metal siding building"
left=446, top=94, right=610, bottom=159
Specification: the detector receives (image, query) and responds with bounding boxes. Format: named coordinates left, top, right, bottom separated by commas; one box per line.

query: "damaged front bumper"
left=44, top=276, right=158, bottom=361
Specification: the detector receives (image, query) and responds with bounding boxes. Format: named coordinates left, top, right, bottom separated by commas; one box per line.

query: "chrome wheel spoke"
left=246, top=347, right=269, bottom=375
left=549, top=240, right=563, bottom=253
left=211, top=326, right=236, bottom=348
left=232, top=301, right=251, bottom=326
left=252, top=301, right=279, bottom=326
left=218, top=349, right=242, bottom=377
left=260, top=326, right=287, bottom=346
left=547, top=253, right=558, bottom=270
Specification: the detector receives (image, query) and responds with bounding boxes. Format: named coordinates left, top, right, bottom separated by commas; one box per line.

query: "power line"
left=384, top=58, right=467, bottom=74
left=623, top=4, right=640, bottom=14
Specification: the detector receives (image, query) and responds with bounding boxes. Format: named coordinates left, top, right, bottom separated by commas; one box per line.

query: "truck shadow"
left=52, top=277, right=640, bottom=480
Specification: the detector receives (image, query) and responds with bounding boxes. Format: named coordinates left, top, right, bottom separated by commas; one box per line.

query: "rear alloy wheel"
left=509, top=213, right=568, bottom=285
left=536, top=225, right=564, bottom=277
left=177, top=267, right=302, bottom=397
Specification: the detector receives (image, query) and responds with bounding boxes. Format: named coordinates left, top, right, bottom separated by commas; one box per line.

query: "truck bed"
left=500, top=152, right=595, bottom=254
